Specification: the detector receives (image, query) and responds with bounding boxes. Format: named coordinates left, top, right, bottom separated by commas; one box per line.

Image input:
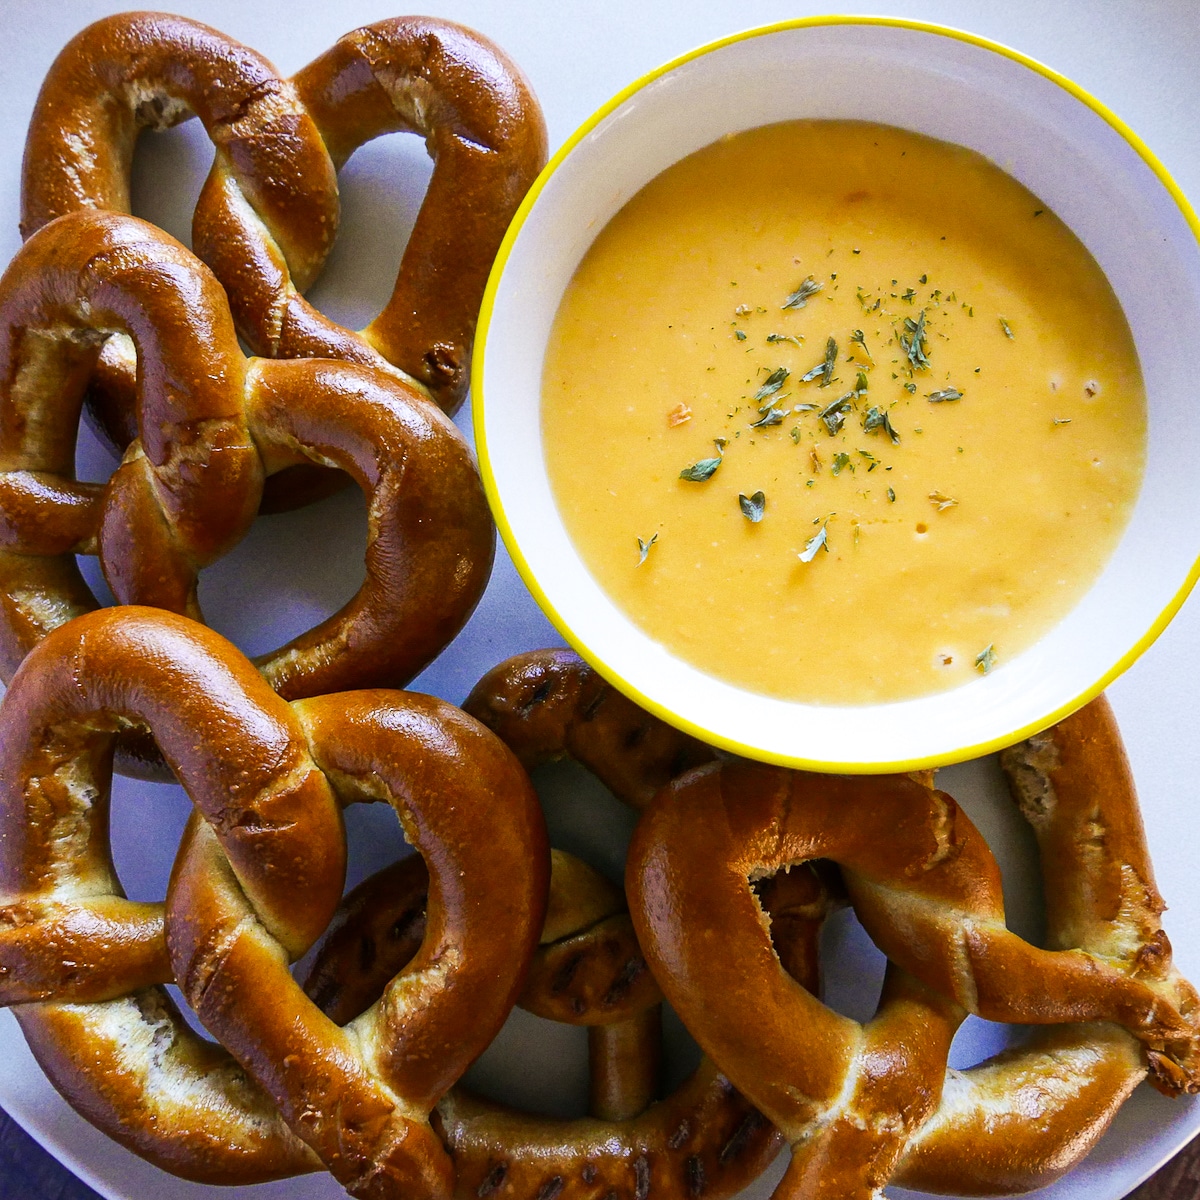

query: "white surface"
left=0, top=3, right=1197, bottom=1200
left=479, top=16, right=1200, bottom=772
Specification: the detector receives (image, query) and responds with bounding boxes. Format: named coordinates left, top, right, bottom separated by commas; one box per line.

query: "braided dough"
left=628, top=697, right=1199, bottom=1198
left=0, top=209, right=494, bottom=773
left=0, top=608, right=548, bottom=1194
left=22, top=12, right=547, bottom=507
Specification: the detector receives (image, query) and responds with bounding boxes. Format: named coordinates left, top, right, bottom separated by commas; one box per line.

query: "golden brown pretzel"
left=462, top=647, right=718, bottom=808
left=22, top=12, right=547, bottom=508
left=0, top=607, right=549, bottom=1194
left=0, top=209, right=494, bottom=774
left=628, top=697, right=1199, bottom=1198
left=305, top=648, right=782, bottom=1200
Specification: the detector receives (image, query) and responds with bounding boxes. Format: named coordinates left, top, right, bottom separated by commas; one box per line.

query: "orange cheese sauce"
left=542, top=121, right=1145, bottom=704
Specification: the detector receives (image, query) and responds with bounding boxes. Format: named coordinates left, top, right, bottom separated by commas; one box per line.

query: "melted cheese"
left=542, top=121, right=1145, bottom=704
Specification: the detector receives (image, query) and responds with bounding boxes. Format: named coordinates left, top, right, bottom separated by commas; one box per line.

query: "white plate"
left=0, top=3, right=1198, bottom=1199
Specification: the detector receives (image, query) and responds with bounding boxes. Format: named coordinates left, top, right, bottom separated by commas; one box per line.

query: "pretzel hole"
left=199, top=486, right=368, bottom=658
left=108, top=769, right=213, bottom=1039
left=129, top=111, right=213, bottom=250
left=306, top=134, right=433, bottom=334
left=465, top=759, right=702, bottom=1119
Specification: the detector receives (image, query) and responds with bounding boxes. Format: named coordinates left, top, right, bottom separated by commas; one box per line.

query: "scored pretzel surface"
left=22, top=12, right=547, bottom=507
left=0, top=209, right=494, bottom=773
left=0, top=608, right=549, bottom=1195
left=628, top=697, right=1199, bottom=1198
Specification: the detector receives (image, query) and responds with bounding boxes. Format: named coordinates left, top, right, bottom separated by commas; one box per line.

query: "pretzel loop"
left=628, top=698, right=1200, bottom=1198
left=21, top=12, right=548, bottom=511
left=0, top=609, right=550, bottom=1194
left=0, top=211, right=495, bottom=776
left=0, top=208, right=260, bottom=650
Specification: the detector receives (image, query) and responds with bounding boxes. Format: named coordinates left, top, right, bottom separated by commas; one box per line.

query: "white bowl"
left=473, top=16, right=1200, bottom=773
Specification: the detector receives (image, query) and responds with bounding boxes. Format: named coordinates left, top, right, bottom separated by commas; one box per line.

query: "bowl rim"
left=472, top=13, right=1200, bottom=773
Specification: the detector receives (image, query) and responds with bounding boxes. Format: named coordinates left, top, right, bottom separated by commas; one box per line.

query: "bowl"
left=473, top=16, right=1200, bottom=773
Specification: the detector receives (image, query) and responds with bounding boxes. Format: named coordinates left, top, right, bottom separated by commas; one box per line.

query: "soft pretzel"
left=22, top=12, right=547, bottom=507
left=0, top=607, right=548, bottom=1194
left=461, top=647, right=718, bottom=808
left=628, top=697, right=1198, bottom=1197
left=303, top=648, right=781, bottom=1200
left=0, top=209, right=494, bottom=774
left=307, top=850, right=816, bottom=1200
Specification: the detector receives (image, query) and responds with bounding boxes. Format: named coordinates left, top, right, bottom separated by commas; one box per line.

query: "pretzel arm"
left=464, top=649, right=716, bottom=809
left=438, top=1059, right=781, bottom=1200
left=0, top=609, right=343, bottom=1181
left=21, top=13, right=331, bottom=246
left=243, top=358, right=494, bottom=699
left=18, top=995, right=320, bottom=1183
left=288, top=18, right=549, bottom=413
left=893, top=1023, right=1145, bottom=1194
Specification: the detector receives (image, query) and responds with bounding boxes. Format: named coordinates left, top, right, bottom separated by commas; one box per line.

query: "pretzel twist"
left=628, top=697, right=1199, bottom=1198
left=22, top=12, right=547, bottom=507
left=0, top=210, right=494, bottom=774
left=0, top=608, right=549, bottom=1194
left=308, top=648, right=783, bottom=1200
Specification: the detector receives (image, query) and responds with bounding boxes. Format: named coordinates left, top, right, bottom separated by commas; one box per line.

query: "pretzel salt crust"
left=22, top=12, right=547, bottom=508
left=305, top=648, right=782, bottom=1200
left=0, top=210, right=494, bottom=774
left=0, top=608, right=548, bottom=1194
left=628, top=698, right=1199, bottom=1198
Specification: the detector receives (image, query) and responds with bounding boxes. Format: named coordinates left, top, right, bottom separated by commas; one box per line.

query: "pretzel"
left=305, top=648, right=782, bottom=1199
left=307, top=851, right=819, bottom=1200
left=22, top=12, right=547, bottom=508
left=0, top=209, right=494, bottom=774
left=628, top=697, right=1200, bottom=1197
left=461, top=647, right=718, bottom=809
left=0, top=607, right=549, bottom=1194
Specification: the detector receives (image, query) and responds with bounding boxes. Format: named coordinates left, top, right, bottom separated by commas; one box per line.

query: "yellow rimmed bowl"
left=473, top=16, right=1200, bottom=773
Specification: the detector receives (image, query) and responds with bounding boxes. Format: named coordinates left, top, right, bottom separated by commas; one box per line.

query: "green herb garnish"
left=999, top=317, right=1015, bottom=339
left=679, top=457, right=722, bottom=482
left=831, top=452, right=852, bottom=476
left=734, top=329, right=747, bottom=341
left=849, top=329, right=872, bottom=361
left=637, top=533, right=658, bottom=565
left=798, top=522, right=829, bottom=563
left=887, top=486, right=896, bottom=503
left=863, top=406, right=900, bottom=444
left=739, top=491, right=766, bottom=522
left=818, top=391, right=853, bottom=436
left=1053, top=416, right=1072, bottom=426
left=801, top=337, right=838, bottom=387
left=929, top=490, right=958, bottom=511
left=975, top=644, right=997, bottom=674
left=901, top=309, right=930, bottom=369
left=782, top=276, right=822, bottom=310
left=927, top=387, right=963, bottom=403
left=753, top=366, right=790, bottom=402
left=767, top=333, right=803, bottom=347
left=750, top=407, right=784, bottom=428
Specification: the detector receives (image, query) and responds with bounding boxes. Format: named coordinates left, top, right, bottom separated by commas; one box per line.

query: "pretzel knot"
left=0, top=209, right=494, bottom=774
left=308, top=649, right=785, bottom=1200
left=0, top=608, right=549, bottom=1195
left=21, top=12, right=548, bottom=508
left=628, top=697, right=1200, bottom=1199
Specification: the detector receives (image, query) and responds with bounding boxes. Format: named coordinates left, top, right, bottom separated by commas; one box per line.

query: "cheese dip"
left=542, top=121, right=1145, bottom=704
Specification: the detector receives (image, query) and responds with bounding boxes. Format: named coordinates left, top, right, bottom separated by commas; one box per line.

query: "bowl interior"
left=478, top=18, right=1200, bottom=772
